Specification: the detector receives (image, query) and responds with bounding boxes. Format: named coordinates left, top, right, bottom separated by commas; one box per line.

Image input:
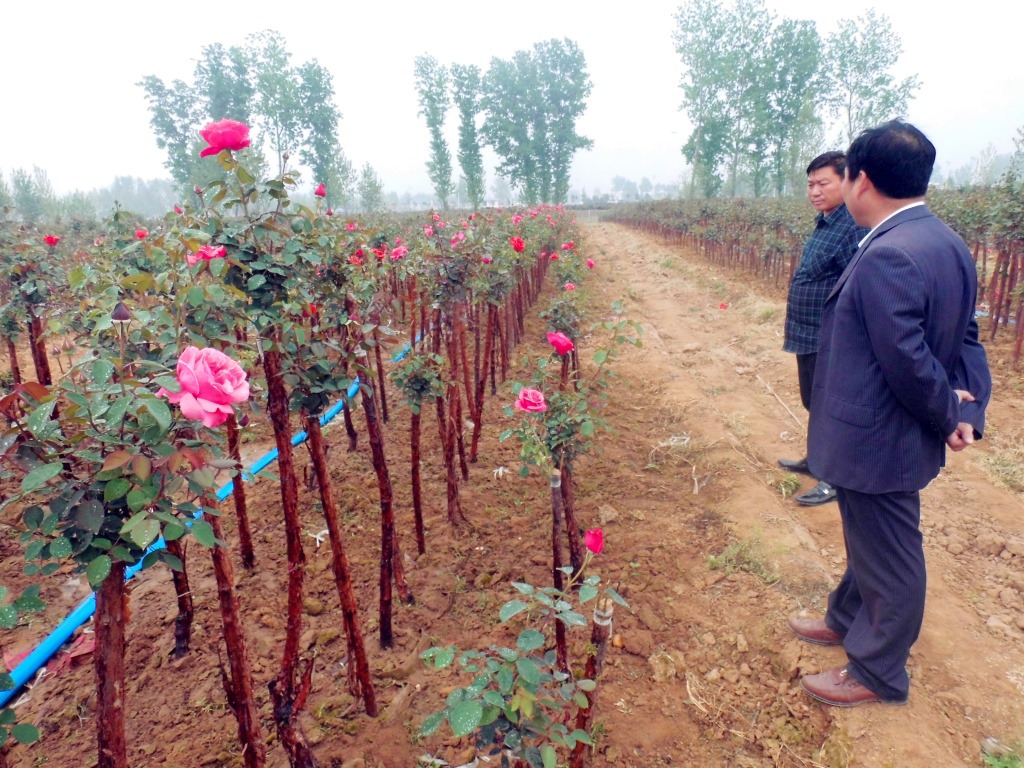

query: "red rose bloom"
left=314, top=182, right=326, bottom=198
left=509, top=236, right=525, bottom=253
left=44, top=235, right=61, bottom=247
left=584, top=528, right=604, bottom=554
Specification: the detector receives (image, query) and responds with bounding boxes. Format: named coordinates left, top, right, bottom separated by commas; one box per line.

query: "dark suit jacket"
left=807, top=204, right=991, bottom=494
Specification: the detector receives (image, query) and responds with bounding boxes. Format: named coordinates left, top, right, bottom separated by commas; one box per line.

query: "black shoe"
left=778, top=457, right=812, bottom=476
left=795, top=481, right=836, bottom=506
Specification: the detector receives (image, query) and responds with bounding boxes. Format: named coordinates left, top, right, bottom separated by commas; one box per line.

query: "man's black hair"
left=846, top=120, right=935, bottom=198
left=806, top=151, right=846, bottom=177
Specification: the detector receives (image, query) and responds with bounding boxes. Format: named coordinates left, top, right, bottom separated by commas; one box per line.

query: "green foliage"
left=414, top=56, right=454, bottom=209
left=480, top=39, right=593, bottom=205
left=139, top=32, right=344, bottom=196
left=358, top=164, right=386, bottom=212
left=450, top=64, right=486, bottom=210
left=420, top=567, right=624, bottom=764
left=822, top=9, right=920, bottom=144
left=391, top=352, right=445, bottom=413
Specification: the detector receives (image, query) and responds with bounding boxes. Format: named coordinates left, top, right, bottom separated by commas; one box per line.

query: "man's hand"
left=954, top=389, right=975, bottom=403
left=946, top=422, right=975, bottom=451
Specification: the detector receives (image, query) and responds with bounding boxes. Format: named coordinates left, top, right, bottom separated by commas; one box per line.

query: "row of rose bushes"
left=0, top=118, right=632, bottom=768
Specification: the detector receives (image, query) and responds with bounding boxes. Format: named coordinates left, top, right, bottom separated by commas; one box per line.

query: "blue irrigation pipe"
left=0, top=334, right=423, bottom=706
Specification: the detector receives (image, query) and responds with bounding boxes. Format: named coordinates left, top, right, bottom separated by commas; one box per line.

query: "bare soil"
left=2, top=220, right=1023, bottom=767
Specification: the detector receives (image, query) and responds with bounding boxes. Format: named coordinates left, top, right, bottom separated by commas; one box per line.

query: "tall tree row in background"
left=139, top=31, right=353, bottom=206
left=673, top=0, right=918, bottom=198
left=415, top=38, right=592, bottom=208
left=481, top=38, right=593, bottom=205
left=450, top=64, right=486, bottom=210
left=413, top=56, right=455, bottom=209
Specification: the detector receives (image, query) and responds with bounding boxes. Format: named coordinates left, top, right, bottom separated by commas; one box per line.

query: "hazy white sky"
left=1, top=1, right=1020, bottom=198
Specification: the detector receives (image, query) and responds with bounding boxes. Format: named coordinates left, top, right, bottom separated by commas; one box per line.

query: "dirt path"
left=579, top=220, right=1024, bottom=767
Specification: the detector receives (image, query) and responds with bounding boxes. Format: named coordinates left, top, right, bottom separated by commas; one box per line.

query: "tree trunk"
left=550, top=472, right=568, bottom=674
left=411, top=409, right=426, bottom=555
left=95, top=560, right=127, bottom=768
left=164, top=538, right=193, bottom=658
left=373, top=330, right=389, bottom=423
left=262, top=342, right=319, bottom=768
left=470, top=306, right=495, bottom=462
left=27, top=312, right=52, bottom=386
left=568, top=599, right=615, bottom=768
left=226, top=413, right=255, bottom=570
left=4, top=338, right=20, bottom=386
left=305, top=416, right=378, bottom=715
left=561, top=463, right=583, bottom=578
left=207, top=511, right=267, bottom=768
left=359, top=374, right=396, bottom=649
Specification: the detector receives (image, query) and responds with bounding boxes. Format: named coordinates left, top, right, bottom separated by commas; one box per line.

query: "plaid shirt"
left=783, top=203, right=867, bottom=354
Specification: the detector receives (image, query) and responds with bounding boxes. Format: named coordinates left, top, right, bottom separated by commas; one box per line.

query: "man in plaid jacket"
left=779, top=151, right=868, bottom=506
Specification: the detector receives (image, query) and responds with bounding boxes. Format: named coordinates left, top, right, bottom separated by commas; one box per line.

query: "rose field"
left=2, top=132, right=1024, bottom=768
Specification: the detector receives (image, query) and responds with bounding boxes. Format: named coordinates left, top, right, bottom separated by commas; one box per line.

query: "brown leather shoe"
left=800, top=666, right=905, bottom=707
left=788, top=616, right=842, bottom=646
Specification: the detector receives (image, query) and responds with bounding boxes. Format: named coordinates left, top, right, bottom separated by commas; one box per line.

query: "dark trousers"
left=824, top=486, right=924, bottom=701
left=796, top=352, right=816, bottom=411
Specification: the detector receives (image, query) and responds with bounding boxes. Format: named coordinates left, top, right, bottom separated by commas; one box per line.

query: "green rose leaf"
left=0, top=606, right=18, bottom=630
left=21, top=463, right=63, bottom=495
left=542, top=744, right=557, bottom=768
left=515, top=657, right=541, bottom=686
left=49, top=536, right=73, bottom=559
left=419, top=710, right=445, bottom=737
left=517, top=629, right=545, bottom=653
left=447, top=699, right=483, bottom=738
left=191, top=520, right=217, bottom=547
left=499, top=599, right=529, bottom=623
left=129, top=520, right=161, bottom=550
left=146, top=397, right=172, bottom=432
left=86, top=555, right=112, bottom=590
left=578, top=584, right=599, bottom=604
left=11, top=722, right=40, bottom=744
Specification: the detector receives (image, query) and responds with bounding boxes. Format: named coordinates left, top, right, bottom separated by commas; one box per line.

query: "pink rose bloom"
left=199, top=119, right=251, bottom=157
left=186, top=244, right=227, bottom=267
left=547, top=331, right=574, bottom=355
left=584, top=528, right=604, bottom=555
left=173, top=205, right=184, bottom=215
left=432, top=213, right=441, bottom=221
left=719, top=302, right=728, bottom=309
left=437, top=220, right=447, bottom=229
left=346, top=222, right=357, bottom=231
left=326, top=208, right=333, bottom=216
left=561, top=241, right=574, bottom=251
left=482, top=256, right=492, bottom=264
left=586, top=259, right=595, bottom=269
left=564, top=282, right=576, bottom=291
left=391, top=245, right=409, bottom=261
left=135, top=228, right=148, bottom=240
left=514, top=388, right=547, bottom=413
left=157, top=346, right=249, bottom=428
left=424, top=226, right=434, bottom=237
left=511, top=214, right=523, bottom=225
left=314, top=182, right=326, bottom=198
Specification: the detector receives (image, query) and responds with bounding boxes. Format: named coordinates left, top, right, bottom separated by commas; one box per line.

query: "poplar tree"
left=414, top=55, right=454, bottom=209
left=450, top=63, right=486, bottom=210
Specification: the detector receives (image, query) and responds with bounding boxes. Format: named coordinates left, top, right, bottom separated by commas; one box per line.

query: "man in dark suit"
left=788, top=121, right=991, bottom=706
